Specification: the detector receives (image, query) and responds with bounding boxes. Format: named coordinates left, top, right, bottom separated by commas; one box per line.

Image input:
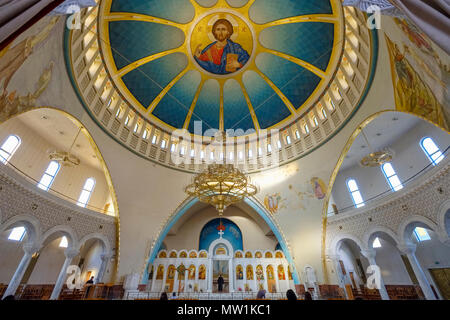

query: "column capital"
left=23, top=243, right=40, bottom=255
left=397, top=243, right=417, bottom=255
left=64, top=248, right=80, bottom=259
left=360, top=249, right=376, bottom=260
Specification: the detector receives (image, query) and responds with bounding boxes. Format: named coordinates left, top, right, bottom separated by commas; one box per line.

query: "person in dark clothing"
left=218, top=274, right=224, bottom=292
left=160, top=292, right=168, bottom=300
left=86, top=276, right=94, bottom=284
left=304, top=291, right=313, bottom=300
left=286, top=289, right=297, bottom=301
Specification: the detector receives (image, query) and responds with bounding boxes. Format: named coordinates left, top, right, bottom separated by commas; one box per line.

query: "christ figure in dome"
left=194, top=19, right=250, bottom=75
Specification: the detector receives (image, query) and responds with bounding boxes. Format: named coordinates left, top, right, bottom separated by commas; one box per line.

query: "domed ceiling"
left=99, top=0, right=344, bottom=136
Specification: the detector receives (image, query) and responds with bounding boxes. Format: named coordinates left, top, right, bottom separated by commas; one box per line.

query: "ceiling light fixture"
left=360, top=128, right=393, bottom=167
left=185, top=164, right=258, bottom=216
left=48, top=127, right=82, bottom=167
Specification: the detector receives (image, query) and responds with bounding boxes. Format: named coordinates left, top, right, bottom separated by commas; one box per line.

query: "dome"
left=98, top=0, right=344, bottom=136
left=66, top=0, right=376, bottom=173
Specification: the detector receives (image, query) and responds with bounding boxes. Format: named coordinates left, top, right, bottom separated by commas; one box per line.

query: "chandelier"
left=359, top=128, right=393, bottom=167
left=185, top=164, right=258, bottom=215
left=48, top=127, right=82, bottom=167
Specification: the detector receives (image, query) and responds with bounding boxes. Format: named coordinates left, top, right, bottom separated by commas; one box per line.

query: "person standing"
left=218, top=274, right=224, bottom=293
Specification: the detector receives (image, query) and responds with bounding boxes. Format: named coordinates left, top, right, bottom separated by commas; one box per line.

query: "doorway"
left=213, top=260, right=229, bottom=293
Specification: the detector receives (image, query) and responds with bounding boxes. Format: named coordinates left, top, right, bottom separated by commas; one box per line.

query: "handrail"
left=0, top=160, right=115, bottom=216
left=328, top=146, right=450, bottom=216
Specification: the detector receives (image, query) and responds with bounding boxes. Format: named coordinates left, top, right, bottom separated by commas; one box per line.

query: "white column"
left=228, top=259, right=234, bottom=293
left=253, top=262, right=257, bottom=292
left=243, top=263, right=247, bottom=290
left=360, top=249, right=389, bottom=300
left=2, top=243, right=39, bottom=298
left=173, top=265, right=179, bottom=293
left=274, top=265, right=280, bottom=293
left=328, top=254, right=349, bottom=299
left=161, top=263, right=168, bottom=292
left=263, top=264, right=269, bottom=292
left=184, top=269, right=188, bottom=292
left=50, top=248, right=79, bottom=300
left=150, top=263, right=157, bottom=292
left=95, top=254, right=111, bottom=284
left=207, top=258, right=213, bottom=293
left=283, top=264, right=290, bottom=290
left=397, top=244, right=436, bottom=300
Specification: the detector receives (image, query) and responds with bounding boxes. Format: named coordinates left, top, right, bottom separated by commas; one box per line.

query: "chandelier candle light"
left=185, top=164, right=258, bottom=216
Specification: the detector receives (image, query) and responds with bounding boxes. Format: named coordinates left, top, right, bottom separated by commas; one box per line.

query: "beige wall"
left=164, top=206, right=277, bottom=252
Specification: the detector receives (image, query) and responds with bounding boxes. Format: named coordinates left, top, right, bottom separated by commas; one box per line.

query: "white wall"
left=332, top=120, right=450, bottom=211
left=164, top=206, right=277, bottom=252
left=0, top=116, right=111, bottom=212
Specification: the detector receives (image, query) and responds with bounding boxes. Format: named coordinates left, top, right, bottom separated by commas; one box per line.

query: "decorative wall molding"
left=0, top=163, right=115, bottom=255
left=326, top=162, right=450, bottom=255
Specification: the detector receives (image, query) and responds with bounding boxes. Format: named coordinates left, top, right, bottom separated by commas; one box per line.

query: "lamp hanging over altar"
left=185, top=164, right=258, bottom=216
left=48, top=127, right=82, bottom=167
left=359, top=127, right=393, bottom=167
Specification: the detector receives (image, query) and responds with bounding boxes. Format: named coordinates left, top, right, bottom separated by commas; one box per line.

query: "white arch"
left=208, top=238, right=233, bottom=258
left=437, top=199, right=450, bottom=238
left=363, top=225, right=401, bottom=248
left=40, top=225, right=79, bottom=249
left=77, top=232, right=111, bottom=256
left=328, top=233, right=366, bottom=256
left=0, top=214, right=41, bottom=244
left=397, top=215, right=440, bottom=244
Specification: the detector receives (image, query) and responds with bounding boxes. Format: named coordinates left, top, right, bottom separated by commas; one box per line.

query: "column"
left=243, top=264, right=247, bottom=291
left=207, top=258, right=213, bottom=293
left=184, top=269, right=188, bottom=293
left=150, top=263, right=157, bottom=292
left=228, top=259, right=234, bottom=293
left=283, top=264, right=290, bottom=290
left=50, top=248, right=79, bottom=300
left=263, top=264, right=269, bottom=292
left=95, top=254, right=111, bottom=284
left=328, top=254, right=348, bottom=298
left=253, top=263, right=257, bottom=292
left=397, top=244, right=436, bottom=300
left=274, top=266, right=280, bottom=293
left=173, top=266, right=179, bottom=293
left=2, top=243, right=39, bottom=298
left=194, top=262, right=199, bottom=291
left=360, top=249, right=389, bottom=300
left=161, top=263, right=168, bottom=292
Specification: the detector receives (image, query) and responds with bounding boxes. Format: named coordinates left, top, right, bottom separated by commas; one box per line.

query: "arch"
left=234, top=250, right=243, bottom=258
left=77, top=232, right=111, bottom=256
left=169, top=250, right=178, bottom=258
left=329, top=233, right=366, bottom=256
left=0, top=214, right=41, bottom=245
left=40, top=224, right=79, bottom=249
left=437, top=199, right=450, bottom=238
left=363, top=225, right=401, bottom=249
left=398, top=215, right=440, bottom=245
left=158, top=250, right=168, bottom=258
left=188, top=250, right=197, bottom=258
left=264, top=251, right=273, bottom=258
left=179, top=250, right=188, bottom=258
left=0, top=106, right=119, bottom=217
left=322, top=110, right=449, bottom=282
left=143, top=196, right=301, bottom=284
left=208, top=238, right=233, bottom=258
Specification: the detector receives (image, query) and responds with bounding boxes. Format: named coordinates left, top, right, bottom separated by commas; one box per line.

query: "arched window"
left=381, top=163, right=403, bottom=191
left=8, top=226, right=26, bottom=241
left=0, top=135, right=21, bottom=164
left=414, top=227, right=431, bottom=242
left=38, top=161, right=60, bottom=191
left=346, top=178, right=365, bottom=208
left=421, top=137, right=444, bottom=165
left=77, top=178, right=96, bottom=208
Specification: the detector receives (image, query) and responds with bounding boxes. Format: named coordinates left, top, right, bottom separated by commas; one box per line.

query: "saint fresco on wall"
left=278, top=265, right=286, bottom=280
left=156, top=265, right=164, bottom=280
left=256, top=264, right=264, bottom=280
left=0, top=17, right=58, bottom=122
left=188, top=265, right=196, bottom=280
left=310, top=177, right=327, bottom=200
left=385, top=18, right=449, bottom=130
left=236, top=265, right=243, bottom=280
